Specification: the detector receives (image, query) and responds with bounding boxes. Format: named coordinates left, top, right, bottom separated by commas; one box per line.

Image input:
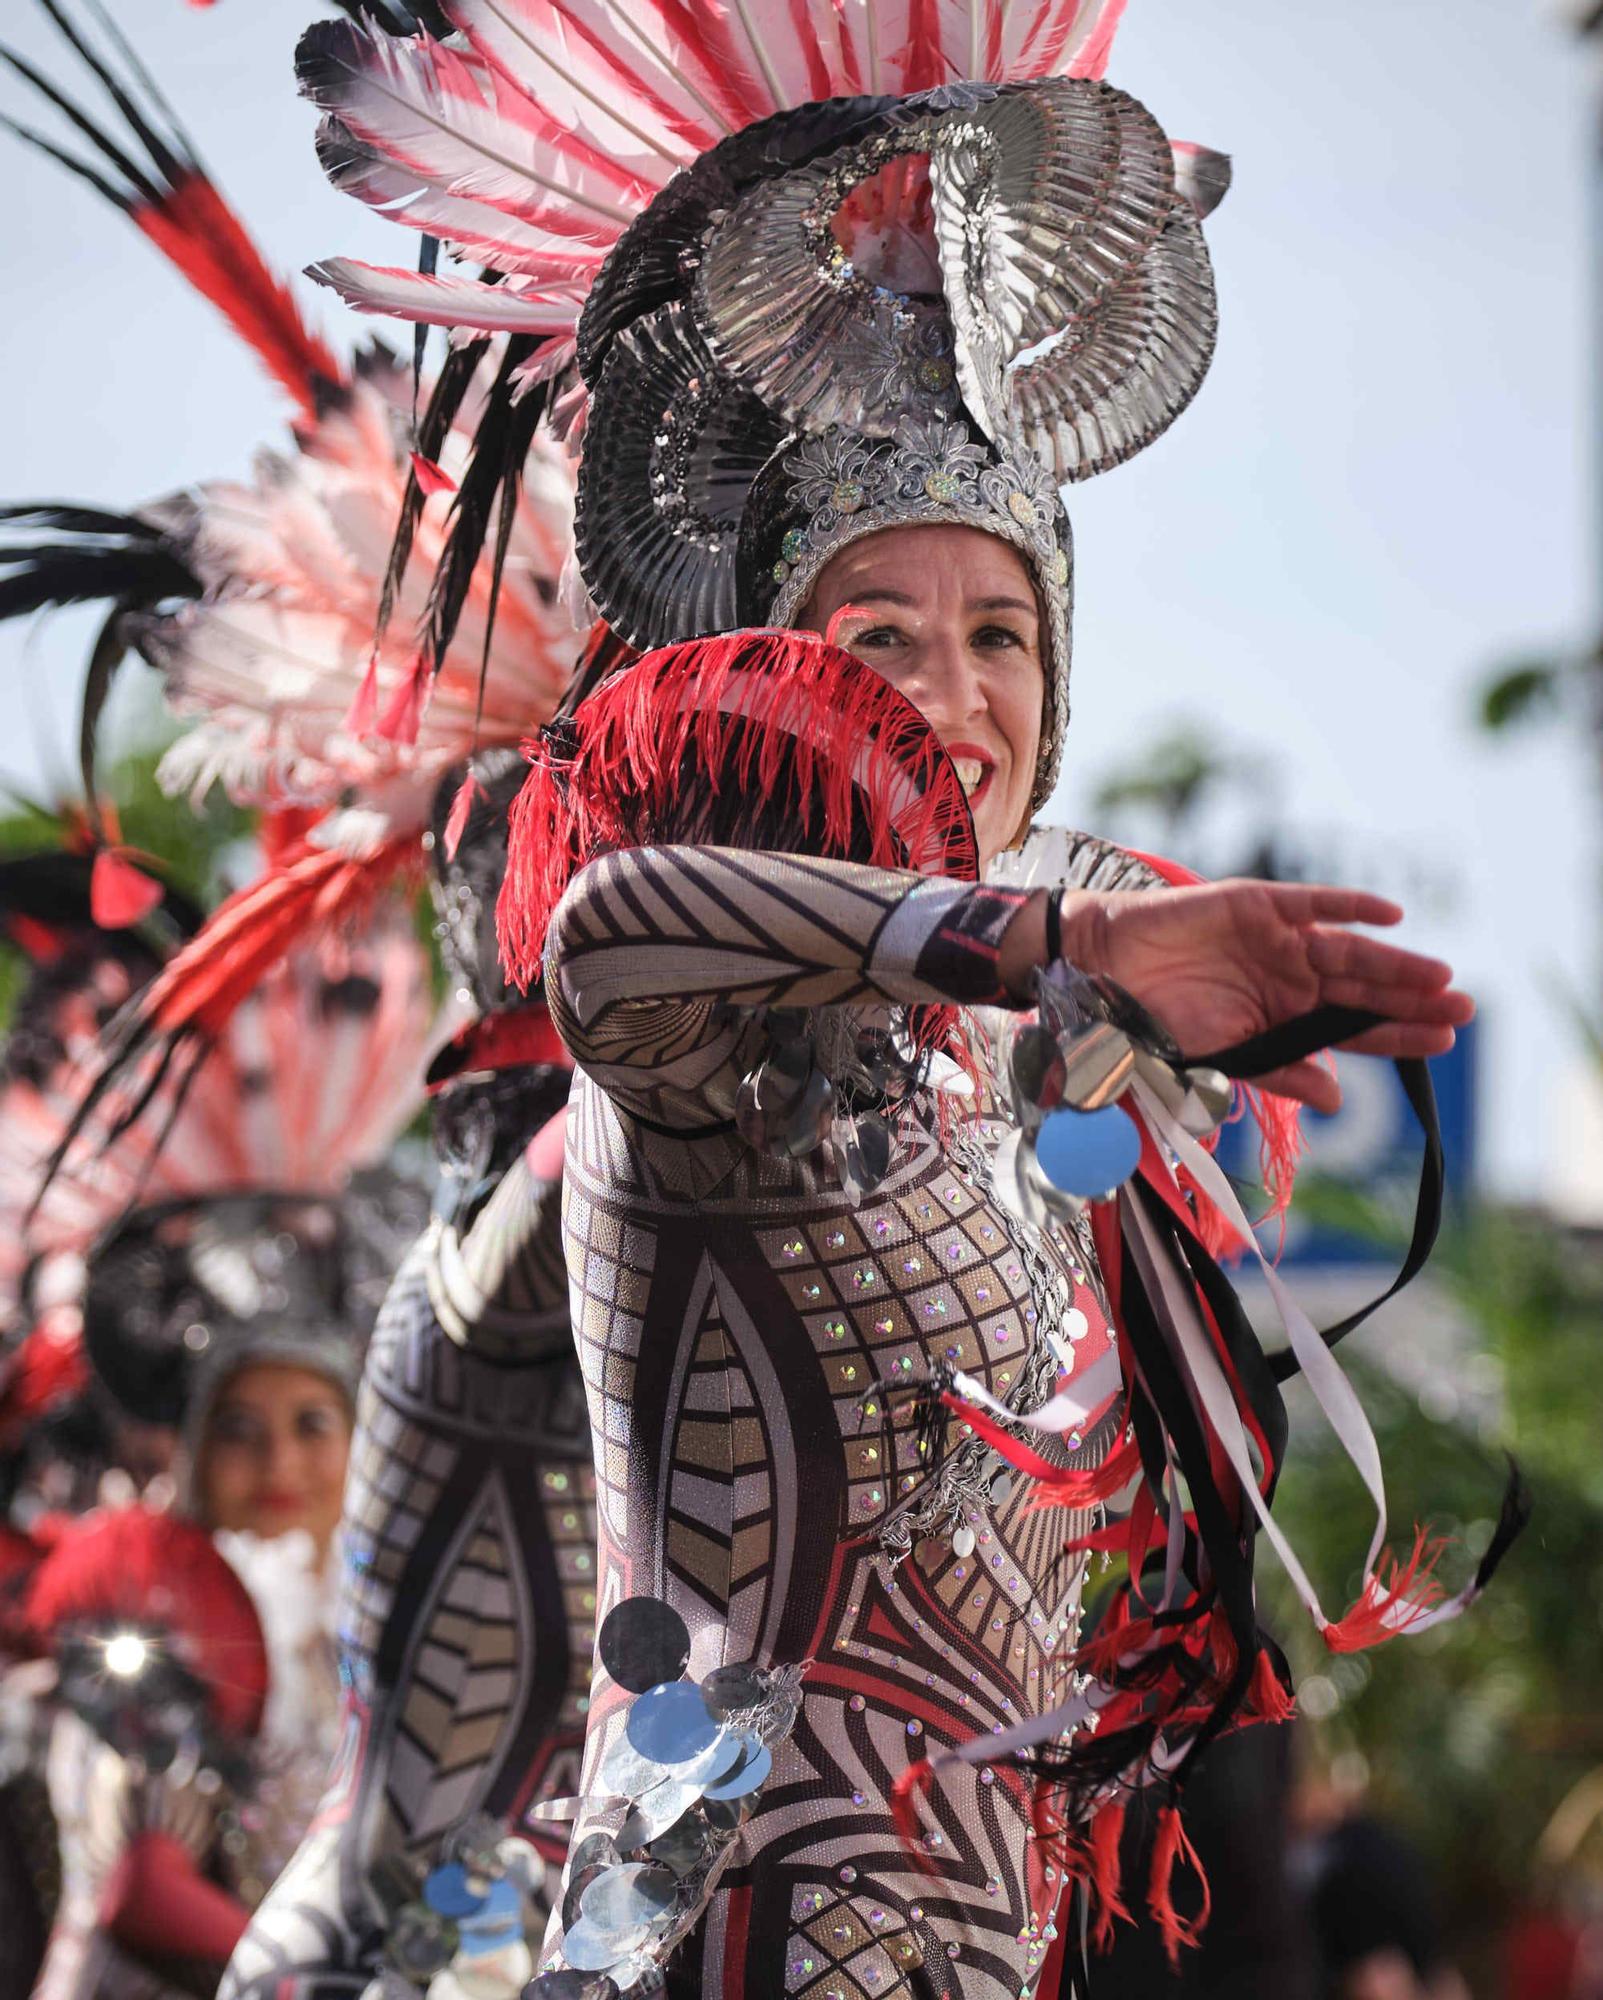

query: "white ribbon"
left=949, top=1344, right=1123, bottom=1441
left=1128, top=1076, right=1468, bottom=1638
left=1121, top=1181, right=1335, bottom=1624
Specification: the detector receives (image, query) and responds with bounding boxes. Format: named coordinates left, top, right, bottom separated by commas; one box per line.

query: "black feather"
left=0, top=36, right=155, bottom=204
left=0, top=850, right=203, bottom=941
left=372, top=332, right=493, bottom=645
left=0, top=550, right=198, bottom=620
left=33, top=0, right=190, bottom=187
left=555, top=622, right=638, bottom=721
left=414, top=230, right=440, bottom=403
left=294, top=18, right=378, bottom=114
left=77, top=603, right=129, bottom=832
left=420, top=335, right=548, bottom=675
left=0, top=501, right=173, bottom=539
left=75, top=0, right=192, bottom=161
left=0, top=0, right=212, bottom=218
left=0, top=103, right=129, bottom=207
left=318, top=0, right=456, bottom=41
left=0, top=504, right=200, bottom=620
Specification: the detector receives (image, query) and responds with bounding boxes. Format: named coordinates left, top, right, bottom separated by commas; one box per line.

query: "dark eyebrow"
left=835, top=589, right=1034, bottom=612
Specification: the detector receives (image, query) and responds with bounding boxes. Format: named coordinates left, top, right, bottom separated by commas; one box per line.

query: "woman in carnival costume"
left=231, top=1, right=1514, bottom=1995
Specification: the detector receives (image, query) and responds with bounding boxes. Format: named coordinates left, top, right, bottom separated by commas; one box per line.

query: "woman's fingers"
left=1303, top=928, right=1454, bottom=989
left=1298, top=919, right=1472, bottom=1029
left=1253, top=1024, right=1458, bottom=1102
left=1317, top=977, right=1475, bottom=1025
left=1150, top=881, right=1473, bottom=1078
left=1252, top=1026, right=1456, bottom=1106
left=1338, top=1021, right=1460, bottom=1060
left=1253, top=882, right=1404, bottom=929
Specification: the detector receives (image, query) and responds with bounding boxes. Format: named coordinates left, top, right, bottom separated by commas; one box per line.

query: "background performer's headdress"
left=0, top=0, right=585, bottom=850
left=0, top=835, right=431, bottom=1507
left=0, top=1, right=599, bottom=1093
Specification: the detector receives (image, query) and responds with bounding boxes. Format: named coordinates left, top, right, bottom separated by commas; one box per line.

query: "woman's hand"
left=1053, top=880, right=1473, bottom=1112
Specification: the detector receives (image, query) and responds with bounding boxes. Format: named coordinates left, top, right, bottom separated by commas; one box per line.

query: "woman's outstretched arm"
left=548, top=845, right=1471, bottom=1120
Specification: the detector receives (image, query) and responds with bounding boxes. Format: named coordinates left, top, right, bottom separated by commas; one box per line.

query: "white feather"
left=319, top=124, right=610, bottom=284
left=306, top=258, right=582, bottom=334
left=520, top=0, right=743, bottom=145
left=299, top=21, right=632, bottom=239
left=448, top=0, right=690, bottom=179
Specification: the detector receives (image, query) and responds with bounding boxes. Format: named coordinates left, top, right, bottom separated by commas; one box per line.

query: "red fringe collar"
left=496, top=629, right=979, bottom=992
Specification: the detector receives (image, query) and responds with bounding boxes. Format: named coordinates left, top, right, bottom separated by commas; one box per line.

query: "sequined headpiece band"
left=753, top=419, right=1074, bottom=805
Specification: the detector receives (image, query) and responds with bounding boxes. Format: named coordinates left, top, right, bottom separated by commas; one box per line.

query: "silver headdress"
left=300, top=9, right=1228, bottom=807
left=567, top=78, right=1224, bottom=804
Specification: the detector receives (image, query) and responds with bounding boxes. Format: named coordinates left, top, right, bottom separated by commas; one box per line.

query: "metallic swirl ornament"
left=691, top=94, right=987, bottom=435
left=933, top=83, right=1178, bottom=328
left=690, top=76, right=1210, bottom=478
left=574, top=304, right=789, bottom=648
left=1002, top=209, right=1219, bottom=480
left=574, top=93, right=903, bottom=390
left=930, top=80, right=1216, bottom=480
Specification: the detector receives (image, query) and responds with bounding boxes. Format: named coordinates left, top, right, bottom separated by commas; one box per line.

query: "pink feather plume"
left=301, top=0, right=1138, bottom=344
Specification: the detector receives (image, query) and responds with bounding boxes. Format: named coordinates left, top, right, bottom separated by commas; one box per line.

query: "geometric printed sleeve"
left=545, top=844, right=1032, bottom=1123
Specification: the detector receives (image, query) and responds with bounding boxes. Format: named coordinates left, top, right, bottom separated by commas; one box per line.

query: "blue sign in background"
left=1211, top=1018, right=1477, bottom=1267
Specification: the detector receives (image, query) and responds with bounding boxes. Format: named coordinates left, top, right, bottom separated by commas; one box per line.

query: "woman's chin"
left=971, top=809, right=1009, bottom=873
left=242, top=1508, right=311, bottom=1541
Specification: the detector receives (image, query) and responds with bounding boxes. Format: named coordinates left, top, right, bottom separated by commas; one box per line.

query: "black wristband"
left=1043, top=891, right=1062, bottom=966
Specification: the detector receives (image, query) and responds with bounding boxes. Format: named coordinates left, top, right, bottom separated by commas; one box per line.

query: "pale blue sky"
left=0, top=2, right=1594, bottom=1198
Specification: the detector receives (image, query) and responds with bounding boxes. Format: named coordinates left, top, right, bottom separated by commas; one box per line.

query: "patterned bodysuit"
left=547, top=832, right=1155, bottom=1999
left=222, top=1117, right=597, bottom=1999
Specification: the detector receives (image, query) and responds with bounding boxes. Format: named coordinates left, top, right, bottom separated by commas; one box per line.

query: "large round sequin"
left=597, top=1597, right=692, bottom=1695
left=1035, top=1104, right=1140, bottom=1197
left=625, top=1682, right=722, bottom=1765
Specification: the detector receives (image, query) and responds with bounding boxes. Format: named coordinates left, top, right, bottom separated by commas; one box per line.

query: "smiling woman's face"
left=801, top=525, right=1045, bottom=867
left=196, top=1363, right=353, bottom=1561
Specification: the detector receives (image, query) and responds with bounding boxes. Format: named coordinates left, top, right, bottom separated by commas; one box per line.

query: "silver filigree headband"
left=755, top=420, right=1073, bottom=806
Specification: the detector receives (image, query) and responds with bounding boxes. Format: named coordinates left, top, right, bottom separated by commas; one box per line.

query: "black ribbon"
left=1192, top=1004, right=1446, bottom=1384
left=1193, top=1001, right=1383, bottom=1081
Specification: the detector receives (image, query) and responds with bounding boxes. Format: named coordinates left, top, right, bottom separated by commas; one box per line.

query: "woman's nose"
left=260, top=1430, right=300, bottom=1480
left=902, top=635, right=986, bottom=727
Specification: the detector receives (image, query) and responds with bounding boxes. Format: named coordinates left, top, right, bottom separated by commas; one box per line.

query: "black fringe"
left=420, top=335, right=548, bottom=677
